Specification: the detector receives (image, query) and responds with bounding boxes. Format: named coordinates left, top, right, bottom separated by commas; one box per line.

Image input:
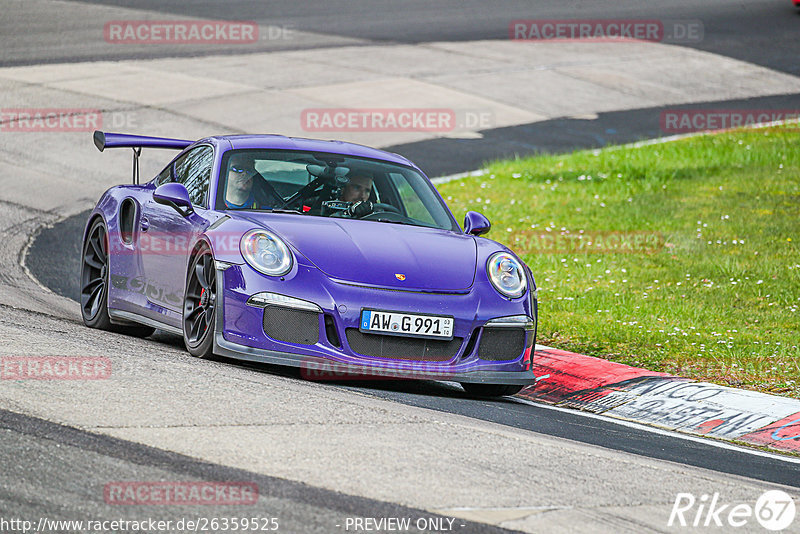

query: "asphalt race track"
left=22, top=208, right=800, bottom=486
left=4, top=0, right=800, bottom=75
left=0, top=409, right=516, bottom=534
left=3, top=1, right=800, bottom=532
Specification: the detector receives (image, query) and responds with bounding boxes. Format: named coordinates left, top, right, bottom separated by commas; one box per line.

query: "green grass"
left=439, top=124, right=800, bottom=398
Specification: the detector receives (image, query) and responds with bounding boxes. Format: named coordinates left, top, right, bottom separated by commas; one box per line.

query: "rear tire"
left=183, top=245, right=217, bottom=359
left=461, top=383, right=524, bottom=397
left=81, top=218, right=154, bottom=337
left=81, top=219, right=113, bottom=330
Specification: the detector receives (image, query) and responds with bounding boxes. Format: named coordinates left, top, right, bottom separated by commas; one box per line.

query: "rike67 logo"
left=669, top=490, right=796, bottom=531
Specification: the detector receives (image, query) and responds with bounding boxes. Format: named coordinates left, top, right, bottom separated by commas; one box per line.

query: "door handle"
left=140, top=216, right=150, bottom=232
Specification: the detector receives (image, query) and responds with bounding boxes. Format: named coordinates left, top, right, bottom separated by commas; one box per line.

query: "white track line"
left=510, top=396, right=800, bottom=465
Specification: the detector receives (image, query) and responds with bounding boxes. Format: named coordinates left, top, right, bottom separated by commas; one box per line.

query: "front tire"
left=183, top=246, right=217, bottom=359
left=461, top=383, right=524, bottom=397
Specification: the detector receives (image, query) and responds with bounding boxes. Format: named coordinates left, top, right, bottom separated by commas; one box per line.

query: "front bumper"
left=213, top=261, right=539, bottom=385
left=214, top=333, right=539, bottom=384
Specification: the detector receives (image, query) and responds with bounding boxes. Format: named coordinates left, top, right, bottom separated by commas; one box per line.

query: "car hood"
left=233, top=213, right=477, bottom=291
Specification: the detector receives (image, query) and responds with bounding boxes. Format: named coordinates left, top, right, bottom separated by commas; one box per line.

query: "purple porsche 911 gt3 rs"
left=81, top=131, right=539, bottom=397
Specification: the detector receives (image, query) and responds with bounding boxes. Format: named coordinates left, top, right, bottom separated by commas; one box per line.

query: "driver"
left=225, top=154, right=257, bottom=209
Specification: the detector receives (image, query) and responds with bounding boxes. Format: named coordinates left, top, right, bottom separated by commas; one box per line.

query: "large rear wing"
left=93, top=130, right=193, bottom=184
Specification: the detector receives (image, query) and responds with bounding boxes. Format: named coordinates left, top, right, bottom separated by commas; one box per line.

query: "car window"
left=253, top=159, right=312, bottom=198
left=217, top=149, right=458, bottom=231
left=153, top=165, right=172, bottom=186
left=388, top=172, right=438, bottom=226
left=255, top=160, right=311, bottom=185
left=174, top=146, right=213, bottom=207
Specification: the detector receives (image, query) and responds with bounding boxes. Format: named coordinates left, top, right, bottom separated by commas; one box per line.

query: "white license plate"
left=360, top=309, right=454, bottom=340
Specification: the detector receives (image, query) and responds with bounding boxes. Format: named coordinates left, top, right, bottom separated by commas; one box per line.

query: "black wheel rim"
left=81, top=223, right=108, bottom=320
left=184, top=253, right=216, bottom=345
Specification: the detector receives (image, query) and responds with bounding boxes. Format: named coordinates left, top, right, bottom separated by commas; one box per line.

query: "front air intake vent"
left=263, top=306, right=320, bottom=345
left=477, top=328, right=526, bottom=361
left=345, top=329, right=462, bottom=361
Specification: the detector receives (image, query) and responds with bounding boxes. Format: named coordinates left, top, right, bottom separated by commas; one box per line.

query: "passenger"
left=225, top=155, right=257, bottom=209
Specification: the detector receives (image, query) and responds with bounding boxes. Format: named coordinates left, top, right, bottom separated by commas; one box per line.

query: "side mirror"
left=154, top=182, right=194, bottom=216
left=464, top=211, right=491, bottom=236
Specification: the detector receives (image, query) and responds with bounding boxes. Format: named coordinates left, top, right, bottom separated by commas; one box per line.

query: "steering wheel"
left=360, top=210, right=413, bottom=223
left=372, top=202, right=401, bottom=214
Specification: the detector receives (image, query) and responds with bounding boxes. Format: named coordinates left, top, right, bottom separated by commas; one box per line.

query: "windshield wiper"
left=267, top=208, right=303, bottom=214
left=372, top=218, right=411, bottom=226
left=372, top=218, right=443, bottom=229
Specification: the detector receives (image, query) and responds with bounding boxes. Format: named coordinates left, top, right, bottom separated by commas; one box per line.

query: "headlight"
left=240, top=229, right=293, bottom=276
left=487, top=252, right=527, bottom=298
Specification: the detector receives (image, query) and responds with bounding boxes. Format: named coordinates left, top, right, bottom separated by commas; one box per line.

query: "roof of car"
left=203, top=134, right=419, bottom=171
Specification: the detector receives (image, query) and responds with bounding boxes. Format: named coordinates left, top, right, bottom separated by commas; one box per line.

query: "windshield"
left=216, top=149, right=458, bottom=231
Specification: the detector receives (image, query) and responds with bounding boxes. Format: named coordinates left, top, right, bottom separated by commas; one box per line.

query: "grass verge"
left=439, top=124, right=800, bottom=398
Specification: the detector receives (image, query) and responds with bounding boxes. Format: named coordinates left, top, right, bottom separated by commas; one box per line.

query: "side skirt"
left=108, top=309, right=183, bottom=336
